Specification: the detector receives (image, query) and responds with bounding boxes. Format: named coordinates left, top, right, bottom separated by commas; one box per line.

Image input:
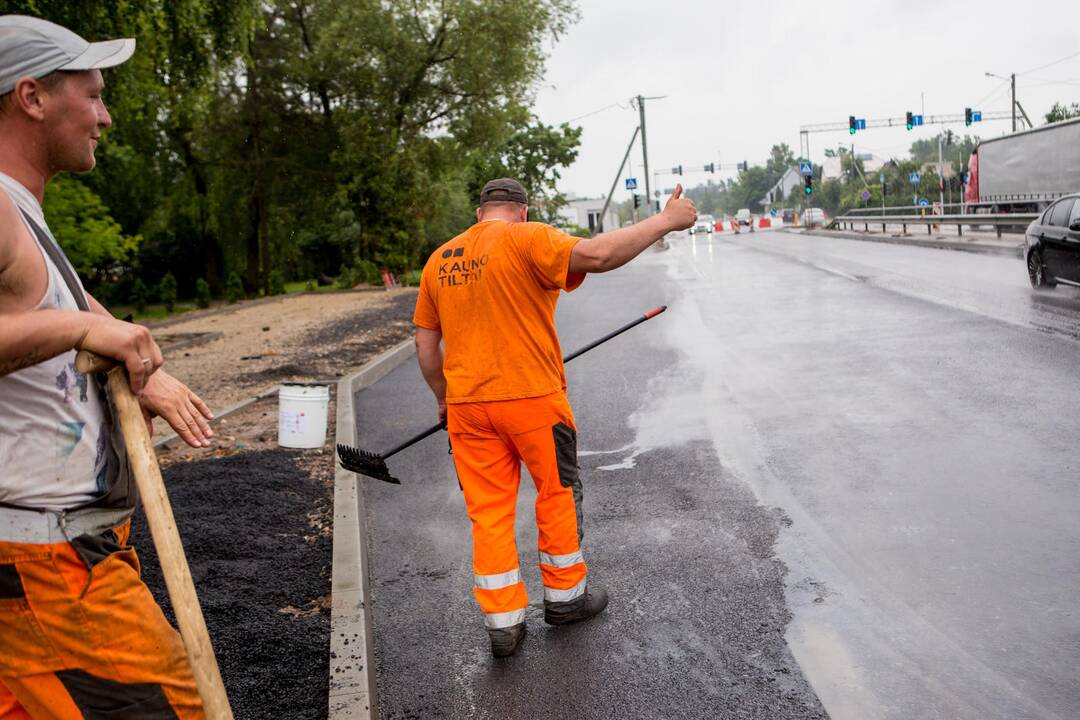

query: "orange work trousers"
left=0, top=521, right=203, bottom=719
left=448, top=392, right=587, bottom=630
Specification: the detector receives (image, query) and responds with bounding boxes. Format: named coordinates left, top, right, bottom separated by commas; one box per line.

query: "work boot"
left=488, top=622, right=527, bottom=658
left=544, top=585, right=609, bottom=626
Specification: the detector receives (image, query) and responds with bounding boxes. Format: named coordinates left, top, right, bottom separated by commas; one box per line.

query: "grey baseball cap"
left=0, top=15, right=135, bottom=96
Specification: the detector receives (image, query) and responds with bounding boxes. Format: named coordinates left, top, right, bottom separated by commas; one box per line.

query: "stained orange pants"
left=448, top=392, right=587, bottom=629
left=0, top=521, right=203, bottom=719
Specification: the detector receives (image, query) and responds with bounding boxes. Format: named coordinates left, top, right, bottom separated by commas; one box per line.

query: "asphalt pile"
left=131, top=448, right=332, bottom=719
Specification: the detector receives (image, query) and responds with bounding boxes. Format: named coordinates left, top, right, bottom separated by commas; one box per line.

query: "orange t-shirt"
left=412, top=220, right=585, bottom=403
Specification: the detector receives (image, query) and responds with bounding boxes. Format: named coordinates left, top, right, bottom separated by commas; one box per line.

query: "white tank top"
left=0, top=172, right=109, bottom=510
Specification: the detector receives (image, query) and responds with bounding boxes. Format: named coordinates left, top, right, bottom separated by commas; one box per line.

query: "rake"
left=337, top=305, right=667, bottom=484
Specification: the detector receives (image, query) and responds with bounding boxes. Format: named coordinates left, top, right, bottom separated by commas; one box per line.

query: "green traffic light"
left=805, top=186, right=812, bottom=195
left=849, top=128, right=856, bottom=135
left=906, top=124, right=913, bottom=130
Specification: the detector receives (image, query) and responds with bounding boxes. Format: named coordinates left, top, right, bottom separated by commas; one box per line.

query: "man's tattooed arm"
left=0, top=346, right=47, bottom=375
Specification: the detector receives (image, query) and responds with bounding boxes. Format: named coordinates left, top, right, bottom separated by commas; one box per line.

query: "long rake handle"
left=380, top=305, right=668, bottom=461
left=79, top=355, right=234, bottom=719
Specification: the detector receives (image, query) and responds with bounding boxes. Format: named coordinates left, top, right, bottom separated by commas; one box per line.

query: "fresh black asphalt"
left=354, top=249, right=827, bottom=720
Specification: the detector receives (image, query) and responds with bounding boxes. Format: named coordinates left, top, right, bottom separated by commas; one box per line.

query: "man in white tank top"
left=0, top=16, right=214, bottom=717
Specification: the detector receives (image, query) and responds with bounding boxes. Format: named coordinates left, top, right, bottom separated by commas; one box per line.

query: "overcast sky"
left=532, top=0, right=1080, bottom=200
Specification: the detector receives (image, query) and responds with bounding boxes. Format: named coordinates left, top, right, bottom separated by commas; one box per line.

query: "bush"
left=304, top=279, right=316, bottom=292
left=354, top=259, right=381, bottom=285
left=267, top=270, right=286, bottom=296
left=195, top=278, right=211, bottom=309
left=336, top=263, right=355, bottom=290
left=131, top=278, right=149, bottom=314
left=226, top=272, right=245, bottom=303
left=400, top=269, right=422, bottom=287
left=158, top=272, right=177, bottom=313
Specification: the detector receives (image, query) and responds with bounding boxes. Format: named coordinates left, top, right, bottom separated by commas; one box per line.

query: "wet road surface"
left=355, top=229, right=1080, bottom=719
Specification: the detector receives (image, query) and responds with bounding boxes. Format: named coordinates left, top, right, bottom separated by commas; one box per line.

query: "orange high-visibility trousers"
left=0, top=521, right=203, bottom=719
left=448, top=392, right=587, bottom=629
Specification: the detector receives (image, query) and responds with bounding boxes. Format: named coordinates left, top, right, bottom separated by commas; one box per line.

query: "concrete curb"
left=788, top=227, right=1024, bottom=258
left=328, top=338, right=416, bottom=720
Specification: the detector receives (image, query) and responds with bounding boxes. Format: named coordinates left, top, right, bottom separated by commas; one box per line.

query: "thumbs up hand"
left=662, top=184, right=697, bottom=231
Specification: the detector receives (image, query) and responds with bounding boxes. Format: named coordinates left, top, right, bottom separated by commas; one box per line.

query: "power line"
left=1019, top=49, right=1080, bottom=76
left=560, top=100, right=630, bottom=125
left=975, top=78, right=1009, bottom=107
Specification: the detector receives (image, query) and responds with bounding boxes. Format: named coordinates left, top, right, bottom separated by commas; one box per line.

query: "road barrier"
left=829, top=211, right=1038, bottom=238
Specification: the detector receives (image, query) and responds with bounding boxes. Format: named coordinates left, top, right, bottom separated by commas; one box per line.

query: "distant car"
left=1025, top=194, right=1080, bottom=289
left=736, top=208, right=752, bottom=226
left=803, top=208, right=828, bottom=228
left=781, top=208, right=796, bottom=224
left=689, top=214, right=715, bottom=234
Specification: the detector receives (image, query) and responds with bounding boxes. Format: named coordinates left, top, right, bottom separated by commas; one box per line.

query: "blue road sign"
left=625, top=177, right=637, bottom=190
left=915, top=114, right=924, bottom=126
left=799, top=162, right=813, bottom=177
left=918, top=198, right=930, bottom=207
left=879, top=173, right=885, bottom=184
left=972, top=111, right=982, bottom=123
left=770, top=207, right=778, bottom=217
left=861, top=190, right=871, bottom=201
left=910, top=172, right=921, bottom=185
left=856, top=118, right=867, bottom=131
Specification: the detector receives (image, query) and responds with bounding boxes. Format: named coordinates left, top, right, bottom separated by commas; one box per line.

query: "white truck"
left=964, top=117, right=1080, bottom=213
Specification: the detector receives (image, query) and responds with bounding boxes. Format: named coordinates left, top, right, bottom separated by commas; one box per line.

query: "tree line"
left=11, top=1, right=582, bottom=305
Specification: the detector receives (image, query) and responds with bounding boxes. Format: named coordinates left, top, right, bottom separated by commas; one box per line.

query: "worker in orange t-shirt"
left=413, top=178, right=696, bottom=657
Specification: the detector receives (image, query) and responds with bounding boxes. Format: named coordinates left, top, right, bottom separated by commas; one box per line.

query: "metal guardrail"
left=828, top=212, right=1038, bottom=238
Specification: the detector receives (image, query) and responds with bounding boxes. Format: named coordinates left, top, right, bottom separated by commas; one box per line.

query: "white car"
left=735, top=208, right=752, bottom=226
left=803, top=208, right=828, bottom=227
left=689, top=214, right=715, bottom=234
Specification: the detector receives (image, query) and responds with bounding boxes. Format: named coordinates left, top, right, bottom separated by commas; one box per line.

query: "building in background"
left=556, top=195, right=620, bottom=235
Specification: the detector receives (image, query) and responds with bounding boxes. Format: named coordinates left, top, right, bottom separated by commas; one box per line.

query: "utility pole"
left=637, top=95, right=651, bottom=216
left=937, top=135, right=945, bottom=207
left=635, top=94, right=667, bottom=217
left=1011, top=73, right=1016, bottom=132
left=596, top=126, right=640, bottom=233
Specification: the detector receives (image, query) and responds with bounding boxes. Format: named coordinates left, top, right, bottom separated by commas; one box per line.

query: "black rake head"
left=336, top=443, right=401, bottom=484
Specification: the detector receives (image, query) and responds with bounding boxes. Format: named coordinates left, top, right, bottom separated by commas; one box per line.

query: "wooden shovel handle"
left=74, top=349, right=118, bottom=375
left=101, top=362, right=234, bottom=719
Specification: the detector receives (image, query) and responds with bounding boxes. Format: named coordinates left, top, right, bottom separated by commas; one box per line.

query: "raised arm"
left=569, top=184, right=697, bottom=274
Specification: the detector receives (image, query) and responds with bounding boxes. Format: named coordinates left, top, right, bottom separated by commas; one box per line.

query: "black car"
left=1026, top=194, right=1080, bottom=288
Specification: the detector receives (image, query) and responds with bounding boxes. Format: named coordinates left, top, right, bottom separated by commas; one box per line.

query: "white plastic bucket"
left=278, top=384, right=330, bottom=448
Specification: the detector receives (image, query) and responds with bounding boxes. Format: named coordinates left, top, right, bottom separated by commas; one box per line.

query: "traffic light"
left=705, top=163, right=715, bottom=173
left=964, top=107, right=972, bottom=126
left=633, top=194, right=641, bottom=209
left=804, top=176, right=813, bottom=195
left=737, top=161, right=748, bottom=171
left=672, top=165, right=683, bottom=175
left=906, top=111, right=914, bottom=131
left=849, top=115, right=857, bottom=135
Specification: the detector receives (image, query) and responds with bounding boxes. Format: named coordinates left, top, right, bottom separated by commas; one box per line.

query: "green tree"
left=195, top=278, right=211, bottom=308
left=225, top=272, right=245, bottom=303
left=43, top=177, right=140, bottom=294
left=1045, top=102, right=1080, bottom=124
left=158, top=272, right=177, bottom=313
left=131, top=278, right=150, bottom=314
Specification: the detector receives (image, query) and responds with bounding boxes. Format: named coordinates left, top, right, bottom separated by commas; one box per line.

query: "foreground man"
left=413, top=178, right=696, bottom=657
left=0, top=16, right=214, bottom=718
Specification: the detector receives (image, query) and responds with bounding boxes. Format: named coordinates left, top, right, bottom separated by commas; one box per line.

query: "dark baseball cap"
left=479, top=178, right=527, bottom=205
